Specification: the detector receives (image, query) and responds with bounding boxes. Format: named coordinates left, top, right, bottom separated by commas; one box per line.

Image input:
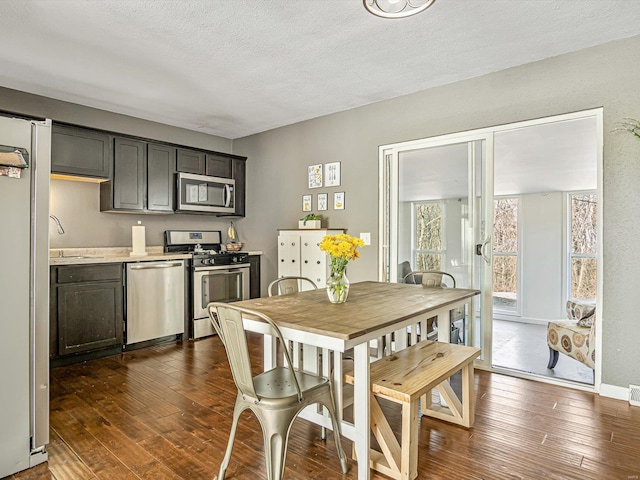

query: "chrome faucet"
left=49, top=214, right=65, bottom=235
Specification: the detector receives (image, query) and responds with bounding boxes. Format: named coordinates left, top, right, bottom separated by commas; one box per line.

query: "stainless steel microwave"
left=177, top=172, right=235, bottom=213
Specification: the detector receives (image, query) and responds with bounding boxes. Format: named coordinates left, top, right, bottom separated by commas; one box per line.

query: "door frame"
left=378, top=108, right=603, bottom=392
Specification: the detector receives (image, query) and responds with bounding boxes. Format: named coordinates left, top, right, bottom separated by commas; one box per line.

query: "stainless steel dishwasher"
left=126, top=260, right=185, bottom=345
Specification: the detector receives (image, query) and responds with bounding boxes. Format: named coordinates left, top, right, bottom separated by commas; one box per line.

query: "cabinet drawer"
left=56, top=264, right=122, bottom=284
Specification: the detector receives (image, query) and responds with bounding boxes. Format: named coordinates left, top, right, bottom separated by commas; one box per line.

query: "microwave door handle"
left=224, top=184, right=232, bottom=208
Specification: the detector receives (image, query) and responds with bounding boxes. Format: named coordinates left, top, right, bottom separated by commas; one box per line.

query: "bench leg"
left=401, top=400, right=419, bottom=480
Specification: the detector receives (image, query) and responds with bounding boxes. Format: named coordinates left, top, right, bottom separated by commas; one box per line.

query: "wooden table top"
left=235, top=281, right=480, bottom=342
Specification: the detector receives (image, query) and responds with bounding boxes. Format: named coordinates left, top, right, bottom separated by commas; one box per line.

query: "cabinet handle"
left=292, top=260, right=295, bottom=263
left=281, top=259, right=284, bottom=262
left=317, top=261, right=321, bottom=264
left=280, top=242, right=284, bottom=246
left=304, top=260, right=308, bottom=264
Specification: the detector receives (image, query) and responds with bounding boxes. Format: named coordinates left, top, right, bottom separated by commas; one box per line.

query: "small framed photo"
left=317, top=193, right=328, bottom=211
left=308, top=164, right=323, bottom=188
left=324, top=162, right=341, bottom=187
left=302, top=194, right=312, bottom=212
left=334, top=192, right=345, bottom=210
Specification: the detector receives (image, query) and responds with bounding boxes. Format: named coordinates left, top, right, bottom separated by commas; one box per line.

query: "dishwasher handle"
left=129, top=262, right=183, bottom=270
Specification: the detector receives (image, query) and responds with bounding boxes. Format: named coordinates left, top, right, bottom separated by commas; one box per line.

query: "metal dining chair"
left=207, top=302, right=348, bottom=480
left=402, top=270, right=466, bottom=344
left=268, top=276, right=317, bottom=296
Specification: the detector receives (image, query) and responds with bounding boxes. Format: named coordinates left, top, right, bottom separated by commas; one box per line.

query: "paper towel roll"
left=130, top=221, right=148, bottom=257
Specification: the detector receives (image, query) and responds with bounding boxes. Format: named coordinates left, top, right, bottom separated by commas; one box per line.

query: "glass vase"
left=326, top=271, right=350, bottom=304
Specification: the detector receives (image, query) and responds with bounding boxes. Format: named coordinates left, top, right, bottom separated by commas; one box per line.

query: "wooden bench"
left=344, top=340, right=481, bottom=480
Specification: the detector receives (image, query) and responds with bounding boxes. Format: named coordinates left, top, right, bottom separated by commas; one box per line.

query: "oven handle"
left=194, top=263, right=250, bottom=272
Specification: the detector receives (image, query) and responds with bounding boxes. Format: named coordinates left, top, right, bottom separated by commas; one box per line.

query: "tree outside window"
left=570, top=193, right=597, bottom=300
left=493, top=197, right=518, bottom=311
left=413, top=202, right=444, bottom=271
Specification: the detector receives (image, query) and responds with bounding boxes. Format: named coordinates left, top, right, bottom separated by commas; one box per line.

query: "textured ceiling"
left=1, top=0, right=640, bottom=139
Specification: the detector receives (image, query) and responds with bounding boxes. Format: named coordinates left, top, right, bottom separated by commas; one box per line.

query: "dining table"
left=234, top=280, right=480, bottom=480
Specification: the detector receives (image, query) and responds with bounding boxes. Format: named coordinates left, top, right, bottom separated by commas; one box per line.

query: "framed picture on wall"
left=302, top=194, right=312, bottom=212
left=334, top=191, right=345, bottom=210
left=324, top=162, right=341, bottom=187
left=317, top=193, right=328, bottom=211
left=308, top=164, right=323, bottom=188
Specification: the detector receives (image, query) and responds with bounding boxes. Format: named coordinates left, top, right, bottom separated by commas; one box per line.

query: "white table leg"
left=263, top=333, right=276, bottom=371
left=354, top=342, right=370, bottom=480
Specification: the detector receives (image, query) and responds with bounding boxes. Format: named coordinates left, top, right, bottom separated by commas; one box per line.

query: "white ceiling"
left=1, top=1, right=639, bottom=139
left=399, top=116, right=598, bottom=201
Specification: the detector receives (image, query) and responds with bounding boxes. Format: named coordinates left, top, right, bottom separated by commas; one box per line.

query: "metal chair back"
left=268, top=276, right=317, bottom=296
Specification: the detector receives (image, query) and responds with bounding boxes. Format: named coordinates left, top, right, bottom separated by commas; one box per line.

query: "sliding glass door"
left=379, top=109, right=602, bottom=386
left=379, top=133, right=494, bottom=359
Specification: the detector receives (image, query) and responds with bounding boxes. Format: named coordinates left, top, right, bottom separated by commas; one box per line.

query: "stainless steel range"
left=164, top=230, right=250, bottom=339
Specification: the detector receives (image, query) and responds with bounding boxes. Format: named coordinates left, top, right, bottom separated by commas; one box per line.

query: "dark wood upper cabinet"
left=205, top=153, right=232, bottom=178
left=112, top=137, right=146, bottom=211
left=217, top=158, right=246, bottom=218
left=147, top=143, right=175, bottom=212
left=176, top=148, right=205, bottom=174
left=101, top=139, right=176, bottom=213
left=51, top=125, right=111, bottom=179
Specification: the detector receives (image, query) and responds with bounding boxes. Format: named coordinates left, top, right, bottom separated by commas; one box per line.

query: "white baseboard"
left=599, top=383, right=628, bottom=401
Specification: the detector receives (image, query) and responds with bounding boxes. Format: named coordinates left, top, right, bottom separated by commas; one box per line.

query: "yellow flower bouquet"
left=319, top=233, right=365, bottom=303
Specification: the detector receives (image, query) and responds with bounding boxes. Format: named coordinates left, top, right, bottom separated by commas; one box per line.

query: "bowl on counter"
left=225, top=242, right=243, bottom=252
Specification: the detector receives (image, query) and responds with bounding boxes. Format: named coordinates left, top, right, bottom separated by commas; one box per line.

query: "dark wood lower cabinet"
left=248, top=255, right=261, bottom=298
left=50, top=264, right=124, bottom=366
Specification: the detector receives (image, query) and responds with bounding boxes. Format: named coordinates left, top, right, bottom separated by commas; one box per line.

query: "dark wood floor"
left=8, top=334, right=640, bottom=480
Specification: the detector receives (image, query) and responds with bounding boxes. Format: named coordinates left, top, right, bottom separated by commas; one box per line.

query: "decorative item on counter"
left=226, top=221, right=243, bottom=252
left=130, top=221, right=148, bottom=256
left=299, top=213, right=322, bottom=229
left=319, top=233, right=365, bottom=304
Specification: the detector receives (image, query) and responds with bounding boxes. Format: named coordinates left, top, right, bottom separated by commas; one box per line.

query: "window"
left=569, top=193, right=597, bottom=300
left=413, top=202, right=444, bottom=271
left=493, top=197, right=519, bottom=312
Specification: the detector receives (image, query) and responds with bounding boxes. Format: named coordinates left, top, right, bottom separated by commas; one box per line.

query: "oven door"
left=192, top=264, right=250, bottom=338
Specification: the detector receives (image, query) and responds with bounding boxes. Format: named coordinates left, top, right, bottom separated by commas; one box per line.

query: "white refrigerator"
left=0, top=115, right=50, bottom=476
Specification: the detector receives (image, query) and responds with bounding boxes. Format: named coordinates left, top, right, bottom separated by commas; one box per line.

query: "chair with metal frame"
left=268, top=276, right=318, bottom=296
left=402, top=270, right=466, bottom=344
left=208, top=302, right=349, bottom=480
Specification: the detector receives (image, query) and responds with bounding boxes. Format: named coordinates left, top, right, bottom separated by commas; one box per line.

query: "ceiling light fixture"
left=363, top=0, right=436, bottom=19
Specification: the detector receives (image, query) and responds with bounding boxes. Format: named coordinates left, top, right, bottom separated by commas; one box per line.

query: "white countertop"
left=49, top=246, right=263, bottom=266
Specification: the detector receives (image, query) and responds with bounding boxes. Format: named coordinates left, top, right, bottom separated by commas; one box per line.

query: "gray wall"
left=2, top=35, right=639, bottom=390
left=1, top=86, right=241, bottom=248
left=233, top=35, right=640, bottom=390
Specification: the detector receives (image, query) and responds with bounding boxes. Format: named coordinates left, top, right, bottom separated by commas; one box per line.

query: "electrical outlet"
left=360, top=232, right=371, bottom=246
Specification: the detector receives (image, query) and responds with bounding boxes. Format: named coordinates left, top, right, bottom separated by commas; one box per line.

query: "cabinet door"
left=57, top=280, right=123, bottom=356
left=277, top=235, right=301, bottom=278
left=113, top=137, right=146, bottom=210
left=231, top=158, right=246, bottom=217
left=177, top=148, right=205, bottom=174
left=248, top=255, right=261, bottom=299
left=205, top=153, right=232, bottom=178
left=51, top=124, right=111, bottom=178
left=147, top=143, right=175, bottom=212
left=300, top=233, right=327, bottom=288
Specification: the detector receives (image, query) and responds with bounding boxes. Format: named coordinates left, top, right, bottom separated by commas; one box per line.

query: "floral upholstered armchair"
left=547, top=300, right=595, bottom=370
